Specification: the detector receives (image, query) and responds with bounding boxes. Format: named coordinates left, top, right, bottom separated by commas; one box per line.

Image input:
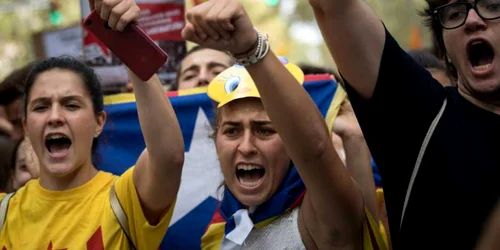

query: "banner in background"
left=98, top=75, right=341, bottom=249
left=80, top=0, right=186, bottom=86
left=32, top=24, right=83, bottom=60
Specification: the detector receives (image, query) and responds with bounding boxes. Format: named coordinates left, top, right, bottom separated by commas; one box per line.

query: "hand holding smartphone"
left=83, top=10, right=168, bottom=81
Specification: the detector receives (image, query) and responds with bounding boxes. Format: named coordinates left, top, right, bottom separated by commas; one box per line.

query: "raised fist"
left=182, top=0, right=258, bottom=56
left=88, top=0, right=140, bottom=31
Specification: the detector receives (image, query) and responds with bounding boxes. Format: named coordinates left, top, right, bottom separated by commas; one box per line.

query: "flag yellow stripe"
left=104, top=93, right=136, bottom=105
left=325, top=85, right=347, bottom=134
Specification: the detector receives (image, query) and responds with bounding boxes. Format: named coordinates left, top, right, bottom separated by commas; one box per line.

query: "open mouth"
left=45, top=133, right=72, bottom=157
left=468, top=40, right=495, bottom=72
left=236, top=164, right=265, bottom=188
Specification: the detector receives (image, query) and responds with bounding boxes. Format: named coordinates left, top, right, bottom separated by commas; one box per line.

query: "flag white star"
left=169, top=107, right=224, bottom=225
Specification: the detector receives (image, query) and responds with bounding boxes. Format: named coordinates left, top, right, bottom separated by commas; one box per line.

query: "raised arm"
left=93, top=0, right=184, bottom=224
left=182, top=0, right=364, bottom=247
left=334, top=99, right=378, bottom=223
left=129, top=72, right=184, bottom=224
left=308, top=0, right=385, bottom=99
left=475, top=200, right=500, bottom=250
left=246, top=52, right=364, bottom=249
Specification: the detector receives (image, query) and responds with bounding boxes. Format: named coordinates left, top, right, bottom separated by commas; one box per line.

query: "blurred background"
left=0, top=0, right=432, bottom=82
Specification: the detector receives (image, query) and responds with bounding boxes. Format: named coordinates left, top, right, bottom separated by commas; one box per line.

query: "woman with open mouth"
left=183, top=1, right=387, bottom=249
left=0, top=1, right=184, bottom=249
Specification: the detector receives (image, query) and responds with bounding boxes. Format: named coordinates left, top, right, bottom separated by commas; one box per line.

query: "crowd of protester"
left=0, top=0, right=499, bottom=249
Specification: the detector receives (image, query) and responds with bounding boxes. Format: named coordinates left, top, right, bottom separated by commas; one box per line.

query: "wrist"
left=227, top=27, right=270, bottom=66
left=233, top=32, right=259, bottom=58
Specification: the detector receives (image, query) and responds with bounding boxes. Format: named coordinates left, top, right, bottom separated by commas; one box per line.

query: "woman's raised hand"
left=182, top=0, right=258, bottom=56
left=88, top=0, right=140, bottom=31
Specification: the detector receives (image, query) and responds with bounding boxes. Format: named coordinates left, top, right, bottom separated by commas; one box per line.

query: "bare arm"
left=130, top=73, right=184, bottom=224
left=475, top=201, right=500, bottom=250
left=334, top=100, right=378, bottom=222
left=182, top=0, right=363, bottom=246
left=248, top=52, right=364, bottom=248
left=309, top=0, right=385, bottom=99
left=93, top=0, right=184, bottom=224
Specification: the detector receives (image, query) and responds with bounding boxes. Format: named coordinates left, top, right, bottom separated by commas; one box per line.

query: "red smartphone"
left=83, top=10, right=168, bottom=81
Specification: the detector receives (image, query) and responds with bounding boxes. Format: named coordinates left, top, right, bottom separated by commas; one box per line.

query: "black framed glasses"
left=434, top=0, right=500, bottom=29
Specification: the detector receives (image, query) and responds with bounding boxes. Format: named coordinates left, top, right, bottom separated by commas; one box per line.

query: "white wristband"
left=227, top=28, right=270, bottom=66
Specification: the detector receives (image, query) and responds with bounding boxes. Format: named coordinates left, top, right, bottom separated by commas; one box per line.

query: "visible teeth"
left=47, top=134, right=67, bottom=140
left=237, top=164, right=262, bottom=171
left=474, top=64, right=491, bottom=71
left=238, top=178, right=259, bottom=187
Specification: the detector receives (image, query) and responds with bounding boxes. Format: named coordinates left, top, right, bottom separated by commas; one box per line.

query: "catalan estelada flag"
left=98, top=74, right=344, bottom=249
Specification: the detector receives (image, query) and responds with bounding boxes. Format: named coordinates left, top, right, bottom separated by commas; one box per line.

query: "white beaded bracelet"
left=227, top=28, right=270, bottom=66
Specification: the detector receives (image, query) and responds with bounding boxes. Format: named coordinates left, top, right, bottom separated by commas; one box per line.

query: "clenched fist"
left=88, top=0, right=140, bottom=31
left=182, top=0, right=258, bottom=56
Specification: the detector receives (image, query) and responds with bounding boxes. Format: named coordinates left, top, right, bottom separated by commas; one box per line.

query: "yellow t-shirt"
left=0, top=167, right=175, bottom=249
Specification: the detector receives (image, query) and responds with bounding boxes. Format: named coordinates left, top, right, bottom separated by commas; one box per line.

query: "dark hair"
left=23, top=57, right=104, bottom=165
left=0, top=61, right=38, bottom=106
left=210, top=101, right=223, bottom=140
left=421, top=0, right=458, bottom=80
left=9, top=138, right=24, bottom=171
left=408, top=49, right=447, bottom=71
left=0, top=136, right=16, bottom=191
left=298, top=63, right=335, bottom=75
left=171, top=46, right=233, bottom=91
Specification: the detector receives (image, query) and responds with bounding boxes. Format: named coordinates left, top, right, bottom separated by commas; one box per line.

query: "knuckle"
left=117, top=19, right=127, bottom=28
left=133, top=5, right=141, bottom=13
left=233, top=1, right=243, bottom=9
left=205, top=16, right=217, bottom=24
left=217, top=15, right=229, bottom=23
left=193, top=12, right=204, bottom=21
left=119, top=16, right=131, bottom=24
left=217, top=11, right=231, bottom=20
left=102, top=0, right=114, bottom=8
left=186, top=11, right=195, bottom=21
left=110, top=8, right=121, bottom=16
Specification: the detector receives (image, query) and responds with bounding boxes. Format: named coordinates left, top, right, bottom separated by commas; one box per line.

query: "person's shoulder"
left=98, top=170, right=120, bottom=180
left=0, top=180, right=32, bottom=204
left=112, top=167, right=136, bottom=194
left=91, top=170, right=120, bottom=193
left=115, top=166, right=135, bottom=181
left=15, top=178, right=37, bottom=194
